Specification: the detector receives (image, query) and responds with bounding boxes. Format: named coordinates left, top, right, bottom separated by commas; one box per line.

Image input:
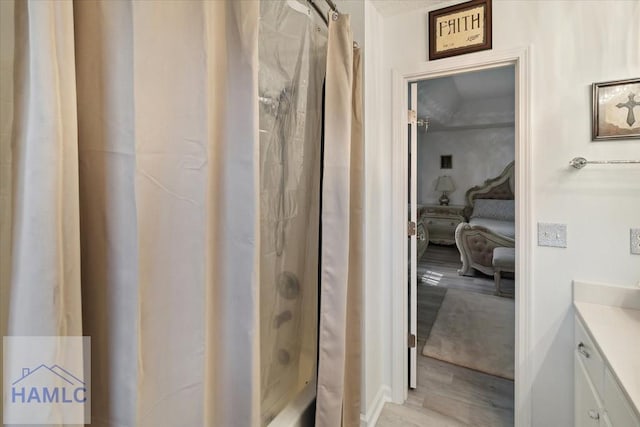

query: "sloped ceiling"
left=450, top=67, right=515, bottom=100
left=417, top=66, right=515, bottom=129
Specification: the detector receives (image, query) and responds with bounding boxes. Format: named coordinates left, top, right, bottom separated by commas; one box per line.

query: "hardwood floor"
left=377, top=244, right=515, bottom=427
left=416, top=244, right=514, bottom=297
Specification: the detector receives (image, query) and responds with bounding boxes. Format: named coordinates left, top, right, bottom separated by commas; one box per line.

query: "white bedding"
left=469, top=217, right=515, bottom=239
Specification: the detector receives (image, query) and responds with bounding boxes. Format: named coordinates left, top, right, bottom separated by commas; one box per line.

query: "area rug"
left=422, top=288, right=514, bottom=380
left=417, top=284, right=447, bottom=344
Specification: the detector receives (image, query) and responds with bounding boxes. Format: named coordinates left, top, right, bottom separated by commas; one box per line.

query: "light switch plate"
left=538, top=223, right=567, bottom=248
left=631, top=228, right=640, bottom=255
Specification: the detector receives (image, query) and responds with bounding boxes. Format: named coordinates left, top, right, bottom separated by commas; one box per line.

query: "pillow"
left=471, top=199, right=515, bottom=221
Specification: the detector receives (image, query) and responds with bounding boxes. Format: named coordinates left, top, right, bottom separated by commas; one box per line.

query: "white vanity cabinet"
left=574, top=314, right=640, bottom=427
left=575, top=351, right=604, bottom=426
left=604, top=368, right=639, bottom=427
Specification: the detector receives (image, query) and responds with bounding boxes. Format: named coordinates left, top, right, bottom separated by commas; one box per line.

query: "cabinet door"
left=575, top=316, right=605, bottom=396
left=576, top=354, right=604, bottom=426
left=604, top=367, right=640, bottom=427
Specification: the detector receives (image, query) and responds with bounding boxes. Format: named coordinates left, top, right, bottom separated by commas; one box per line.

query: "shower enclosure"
left=258, top=2, right=327, bottom=425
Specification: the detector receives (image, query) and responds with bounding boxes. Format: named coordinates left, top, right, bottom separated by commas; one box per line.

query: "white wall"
left=418, top=126, right=515, bottom=205
left=369, top=1, right=640, bottom=426
left=338, top=0, right=364, bottom=47
left=361, top=0, right=392, bottom=423
left=416, top=71, right=516, bottom=205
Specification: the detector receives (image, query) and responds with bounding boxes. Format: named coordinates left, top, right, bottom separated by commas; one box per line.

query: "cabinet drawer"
left=575, top=354, right=604, bottom=426
left=426, top=220, right=458, bottom=245
left=575, top=316, right=605, bottom=397
left=423, top=206, right=464, bottom=217
left=604, top=368, right=640, bottom=427
left=426, top=218, right=460, bottom=234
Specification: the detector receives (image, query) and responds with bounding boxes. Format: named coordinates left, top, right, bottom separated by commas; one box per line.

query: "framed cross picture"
left=428, top=0, right=492, bottom=61
left=592, top=78, right=640, bottom=140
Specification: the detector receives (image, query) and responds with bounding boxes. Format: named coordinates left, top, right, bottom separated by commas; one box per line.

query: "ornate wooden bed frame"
left=455, top=161, right=515, bottom=276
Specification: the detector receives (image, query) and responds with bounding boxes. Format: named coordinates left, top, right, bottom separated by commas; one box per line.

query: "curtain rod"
left=324, top=0, right=338, bottom=12
left=307, top=0, right=339, bottom=27
left=569, top=157, right=640, bottom=169
left=306, top=0, right=359, bottom=48
left=308, top=0, right=328, bottom=25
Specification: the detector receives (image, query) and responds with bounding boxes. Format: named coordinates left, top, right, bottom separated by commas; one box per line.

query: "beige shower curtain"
left=1, top=1, right=362, bottom=426
left=1, top=1, right=261, bottom=426
left=315, top=12, right=363, bottom=427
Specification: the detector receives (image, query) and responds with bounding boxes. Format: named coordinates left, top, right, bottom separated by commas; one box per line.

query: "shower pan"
left=258, top=1, right=327, bottom=425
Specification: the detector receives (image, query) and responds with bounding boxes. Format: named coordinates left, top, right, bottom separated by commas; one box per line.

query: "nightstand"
left=419, top=204, right=465, bottom=245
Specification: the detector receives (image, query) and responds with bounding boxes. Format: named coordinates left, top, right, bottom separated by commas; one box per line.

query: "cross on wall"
left=616, top=92, right=640, bottom=127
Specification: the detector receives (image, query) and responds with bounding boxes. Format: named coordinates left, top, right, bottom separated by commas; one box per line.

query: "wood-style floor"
left=376, top=244, right=515, bottom=427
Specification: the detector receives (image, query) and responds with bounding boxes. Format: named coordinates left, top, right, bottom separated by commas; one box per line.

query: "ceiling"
left=416, top=66, right=515, bottom=128
left=370, top=0, right=453, bottom=17
left=450, top=66, right=515, bottom=100
left=419, top=66, right=515, bottom=103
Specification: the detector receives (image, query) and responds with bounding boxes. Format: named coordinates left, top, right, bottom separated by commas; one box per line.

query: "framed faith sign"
left=592, top=78, right=640, bottom=140
left=428, top=0, right=492, bottom=61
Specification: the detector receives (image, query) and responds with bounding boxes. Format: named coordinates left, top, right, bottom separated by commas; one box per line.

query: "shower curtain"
left=1, top=1, right=261, bottom=426
left=0, top=1, right=361, bottom=426
left=258, top=2, right=327, bottom=424
left=316, top=13, right=363, bottom=427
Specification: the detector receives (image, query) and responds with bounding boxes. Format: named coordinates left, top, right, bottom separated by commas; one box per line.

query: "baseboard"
left=360, top=385, right=391, bottom=427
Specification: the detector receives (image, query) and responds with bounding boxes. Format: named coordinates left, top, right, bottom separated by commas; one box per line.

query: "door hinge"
left=408, top=109, right=417, bottom=124
left=408, top=221, right=416, bottom=237
left=408, top=334, right=416, bottom=348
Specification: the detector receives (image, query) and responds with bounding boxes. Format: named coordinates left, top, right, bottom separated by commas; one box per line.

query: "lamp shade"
left=435, top=175, right=455, bottom=192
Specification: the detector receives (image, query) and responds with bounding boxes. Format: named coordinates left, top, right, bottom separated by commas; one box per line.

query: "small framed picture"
left=592, top=78, right=640, bottom=140
left=440, top=155, right=452, bottom=169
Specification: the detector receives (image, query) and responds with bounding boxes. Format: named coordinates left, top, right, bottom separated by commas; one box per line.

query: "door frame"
left=408, top=82, right=418, bottom=389
left=390, top=46, right=532, bottom=427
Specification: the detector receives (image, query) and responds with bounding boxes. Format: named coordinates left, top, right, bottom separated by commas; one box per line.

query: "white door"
left=408, top=82, right=418, bottom=389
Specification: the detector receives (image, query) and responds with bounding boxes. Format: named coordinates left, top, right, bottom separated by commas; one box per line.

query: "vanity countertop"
left=574, top=298, right=640, bottom=416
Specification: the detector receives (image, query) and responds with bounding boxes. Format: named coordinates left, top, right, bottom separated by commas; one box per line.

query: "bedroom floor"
left=376, top=244, right=515, bottom=427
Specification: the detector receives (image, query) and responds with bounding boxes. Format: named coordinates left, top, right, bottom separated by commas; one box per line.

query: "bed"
left=454, top=162, right=515, bottom=277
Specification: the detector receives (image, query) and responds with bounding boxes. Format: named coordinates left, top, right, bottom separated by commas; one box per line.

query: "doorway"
left=408, top=65, right=516, bottom=425
left=390, top=48, right=532, bottom=427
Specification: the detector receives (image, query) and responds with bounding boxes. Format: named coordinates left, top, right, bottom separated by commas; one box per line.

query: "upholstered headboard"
left=462, top=161, right=515, bottom=220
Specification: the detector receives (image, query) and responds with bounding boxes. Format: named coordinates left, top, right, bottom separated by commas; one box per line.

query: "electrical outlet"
left=631, top=228, right=640, bottom=255
left=538, top=223, right=567, bottom=248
